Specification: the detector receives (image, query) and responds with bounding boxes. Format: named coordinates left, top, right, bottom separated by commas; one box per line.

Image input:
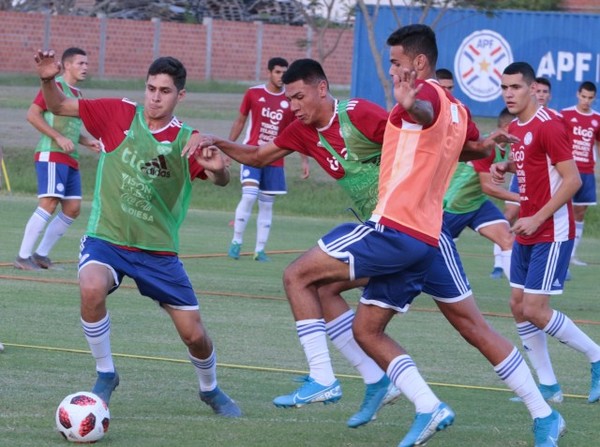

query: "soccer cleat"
left=347, top=375, right=402, bottom=428
left=199, top=386, right=242, bottom=418
left=32, top=252, right=53, bottom=269
left=398, top=402, right=454, bottom=447
left=273, top=376, right=342, bottom=408
left=570, top=257, right=587, bottom=266
left=510, top=383, right=563, bottom=403
left=490, top=267, right=504, bottom=279
left=253, top=250, right=271, bottom=262
left=227, top=242, right=241, bottom=260
left=533, top=409, right=566, bottom=447
left=588, top=360, right=600, bottom=403
left=92, top=371, right=119, bottom=405
left=13, top=256, right=41, bottom=271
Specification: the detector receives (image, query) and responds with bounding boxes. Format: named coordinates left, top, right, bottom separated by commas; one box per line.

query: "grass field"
left=1, top=195, right=600, bottom=446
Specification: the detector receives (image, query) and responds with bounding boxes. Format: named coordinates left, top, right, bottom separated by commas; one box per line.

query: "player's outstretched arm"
left=460, top=129, right=519, bottom=161
left=182, top=133, right=291, bottom=167
left=34, top=49, right=79, bottom=117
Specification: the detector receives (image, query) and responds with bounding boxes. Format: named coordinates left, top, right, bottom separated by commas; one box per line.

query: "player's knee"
left=183, top=326, right=209, bottom=349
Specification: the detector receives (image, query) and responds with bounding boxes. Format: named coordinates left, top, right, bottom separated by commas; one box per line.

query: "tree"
left=291, top=0, right=355, bottom=63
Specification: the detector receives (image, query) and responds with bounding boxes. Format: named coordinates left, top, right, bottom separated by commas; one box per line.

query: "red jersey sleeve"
left=541, top=119, right=574, bottom=165
left=32, top=82, right=70, bottom=110
left=79, top=98, right=136, bottom=151
left=471, top=146, right=498, bottom=173
left=273, top=120, right=315, bottom=156
left=239, top=90, right=252, bottom=116
left=345, top=99, right=388, bottom=144
left=464, top=107, right=480, bottom=142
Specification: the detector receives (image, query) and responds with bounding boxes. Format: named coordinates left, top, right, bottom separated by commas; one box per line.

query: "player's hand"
left=488, top=128, right=520, bottom=145
left=392, top=68, right=422, bottom=112
left=181, top=131, right=202, bottom=159
left=511, top=216, right=542, bottom=236
left=34, top=49, right=61, bottom=81
left=300, top=155, right=310, bottom=179
left=83, top=138, right=102, bottom=153
left=55, top=135, right=75, bottom=154
left=490, top=161, right=509, bottom=184
left=195, top=145, right=226, bottom=171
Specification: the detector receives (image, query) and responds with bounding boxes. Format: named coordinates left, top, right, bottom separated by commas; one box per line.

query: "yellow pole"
left=1, top=155, right=11, bottom=193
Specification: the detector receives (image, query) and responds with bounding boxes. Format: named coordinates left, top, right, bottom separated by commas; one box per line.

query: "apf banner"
left=352, top=7, right=599, bottom=116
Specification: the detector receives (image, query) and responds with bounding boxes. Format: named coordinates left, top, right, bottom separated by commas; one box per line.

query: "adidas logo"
left=571, top=117, right=578, bottom=123
left=258, top=97, right=266, bottom=103
left=553, top=278, right=562, bottom=288
left=141, top=155, right=171, bottom=178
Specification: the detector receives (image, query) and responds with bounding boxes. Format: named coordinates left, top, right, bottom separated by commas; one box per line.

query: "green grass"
left=1, top=196, right=600, bottom=446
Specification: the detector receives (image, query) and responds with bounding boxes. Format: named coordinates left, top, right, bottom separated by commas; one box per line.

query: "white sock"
left=81, top=314, right=114, bottom=373
left=36, top=211, right=74, bottom=256
left=297, top=319, right=336, bottom=385
left=255, top=192, right=274, bottom=253
left=544, top=310, right=600, bottom=363
left=232, top=186, right=258, bottom=244
left=326, top=309, right=384, bottom=384
left=500, top=249, right=512, bottom=281
left=494, top=347, right=551, bottom=419
left=18, top=207, right=51, bottom=259
left=387, top=355, right=439, bottom=413
left=516, top=322, right=557, bottom=386
left=572, top=221, right=584, bottom=258
left=189, top=349, right=218, bottom=392
left=493, top=243, right=502, bottom=268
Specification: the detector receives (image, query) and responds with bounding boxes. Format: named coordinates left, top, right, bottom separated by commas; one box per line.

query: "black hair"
left=147, top=56, right=187, bottom=92
left=535, top=77, right=552, bottom=91
left=436, top=68, right=453, bottom=81
left=282, top=58, right=328, bottom=88
left=579, top=81, right=597, bottom=94
left=503, top=62, right=536, bottom=84
left=497, top=107, right=515, bottom=127
left=268, top=57, right=288, bottom=71
left=386, top=24, right=438, bottom=66
left=61, top=47, right=86, bottom=64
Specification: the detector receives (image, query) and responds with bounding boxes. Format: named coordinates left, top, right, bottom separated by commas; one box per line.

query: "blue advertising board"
left=352, top=7, right=600, bottom=117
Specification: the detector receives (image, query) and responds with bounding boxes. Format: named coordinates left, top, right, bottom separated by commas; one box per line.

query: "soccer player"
left=195, top=30, right=563, bottom=446
left=435, top=68, right=454, bottom=92
left=15, top=47, right=100, bottom=271
left=227, top=57, right=306, bottom=262
left=442, top=107, right=517, bottom=282
left=535, top=77, right=554, bottom=109
left=33, top=50, right=241, bottom=417
left=191, top=58, right=400, bottom=428
left=493, top=61, right=600, bottom=415
left=560, top=81, right=600, bottom=266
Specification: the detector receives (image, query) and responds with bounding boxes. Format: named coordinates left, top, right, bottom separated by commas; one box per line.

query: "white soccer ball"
left=55, top=391, right=110, bottom=443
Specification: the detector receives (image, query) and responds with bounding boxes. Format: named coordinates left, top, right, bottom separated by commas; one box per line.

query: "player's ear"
left=178, top=88, right=186, bottom=101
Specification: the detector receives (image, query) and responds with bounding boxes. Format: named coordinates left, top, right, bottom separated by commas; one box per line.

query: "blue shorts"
left=36, top=161, right=81, bottom=199
left=443, top=200, right=508, bottom=239
left=78, top=236, right=199, bottom=310
left=318, top=221, right=461, bottom=312
left=506, top=174, right=520, bottom=206
left=573, top=172, right=597, bottom=206
left=240, top=165, right=287, bottom=194
left=510, top=240, right=573, bottom=295
left=422, top=226, right=472, bottom=302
